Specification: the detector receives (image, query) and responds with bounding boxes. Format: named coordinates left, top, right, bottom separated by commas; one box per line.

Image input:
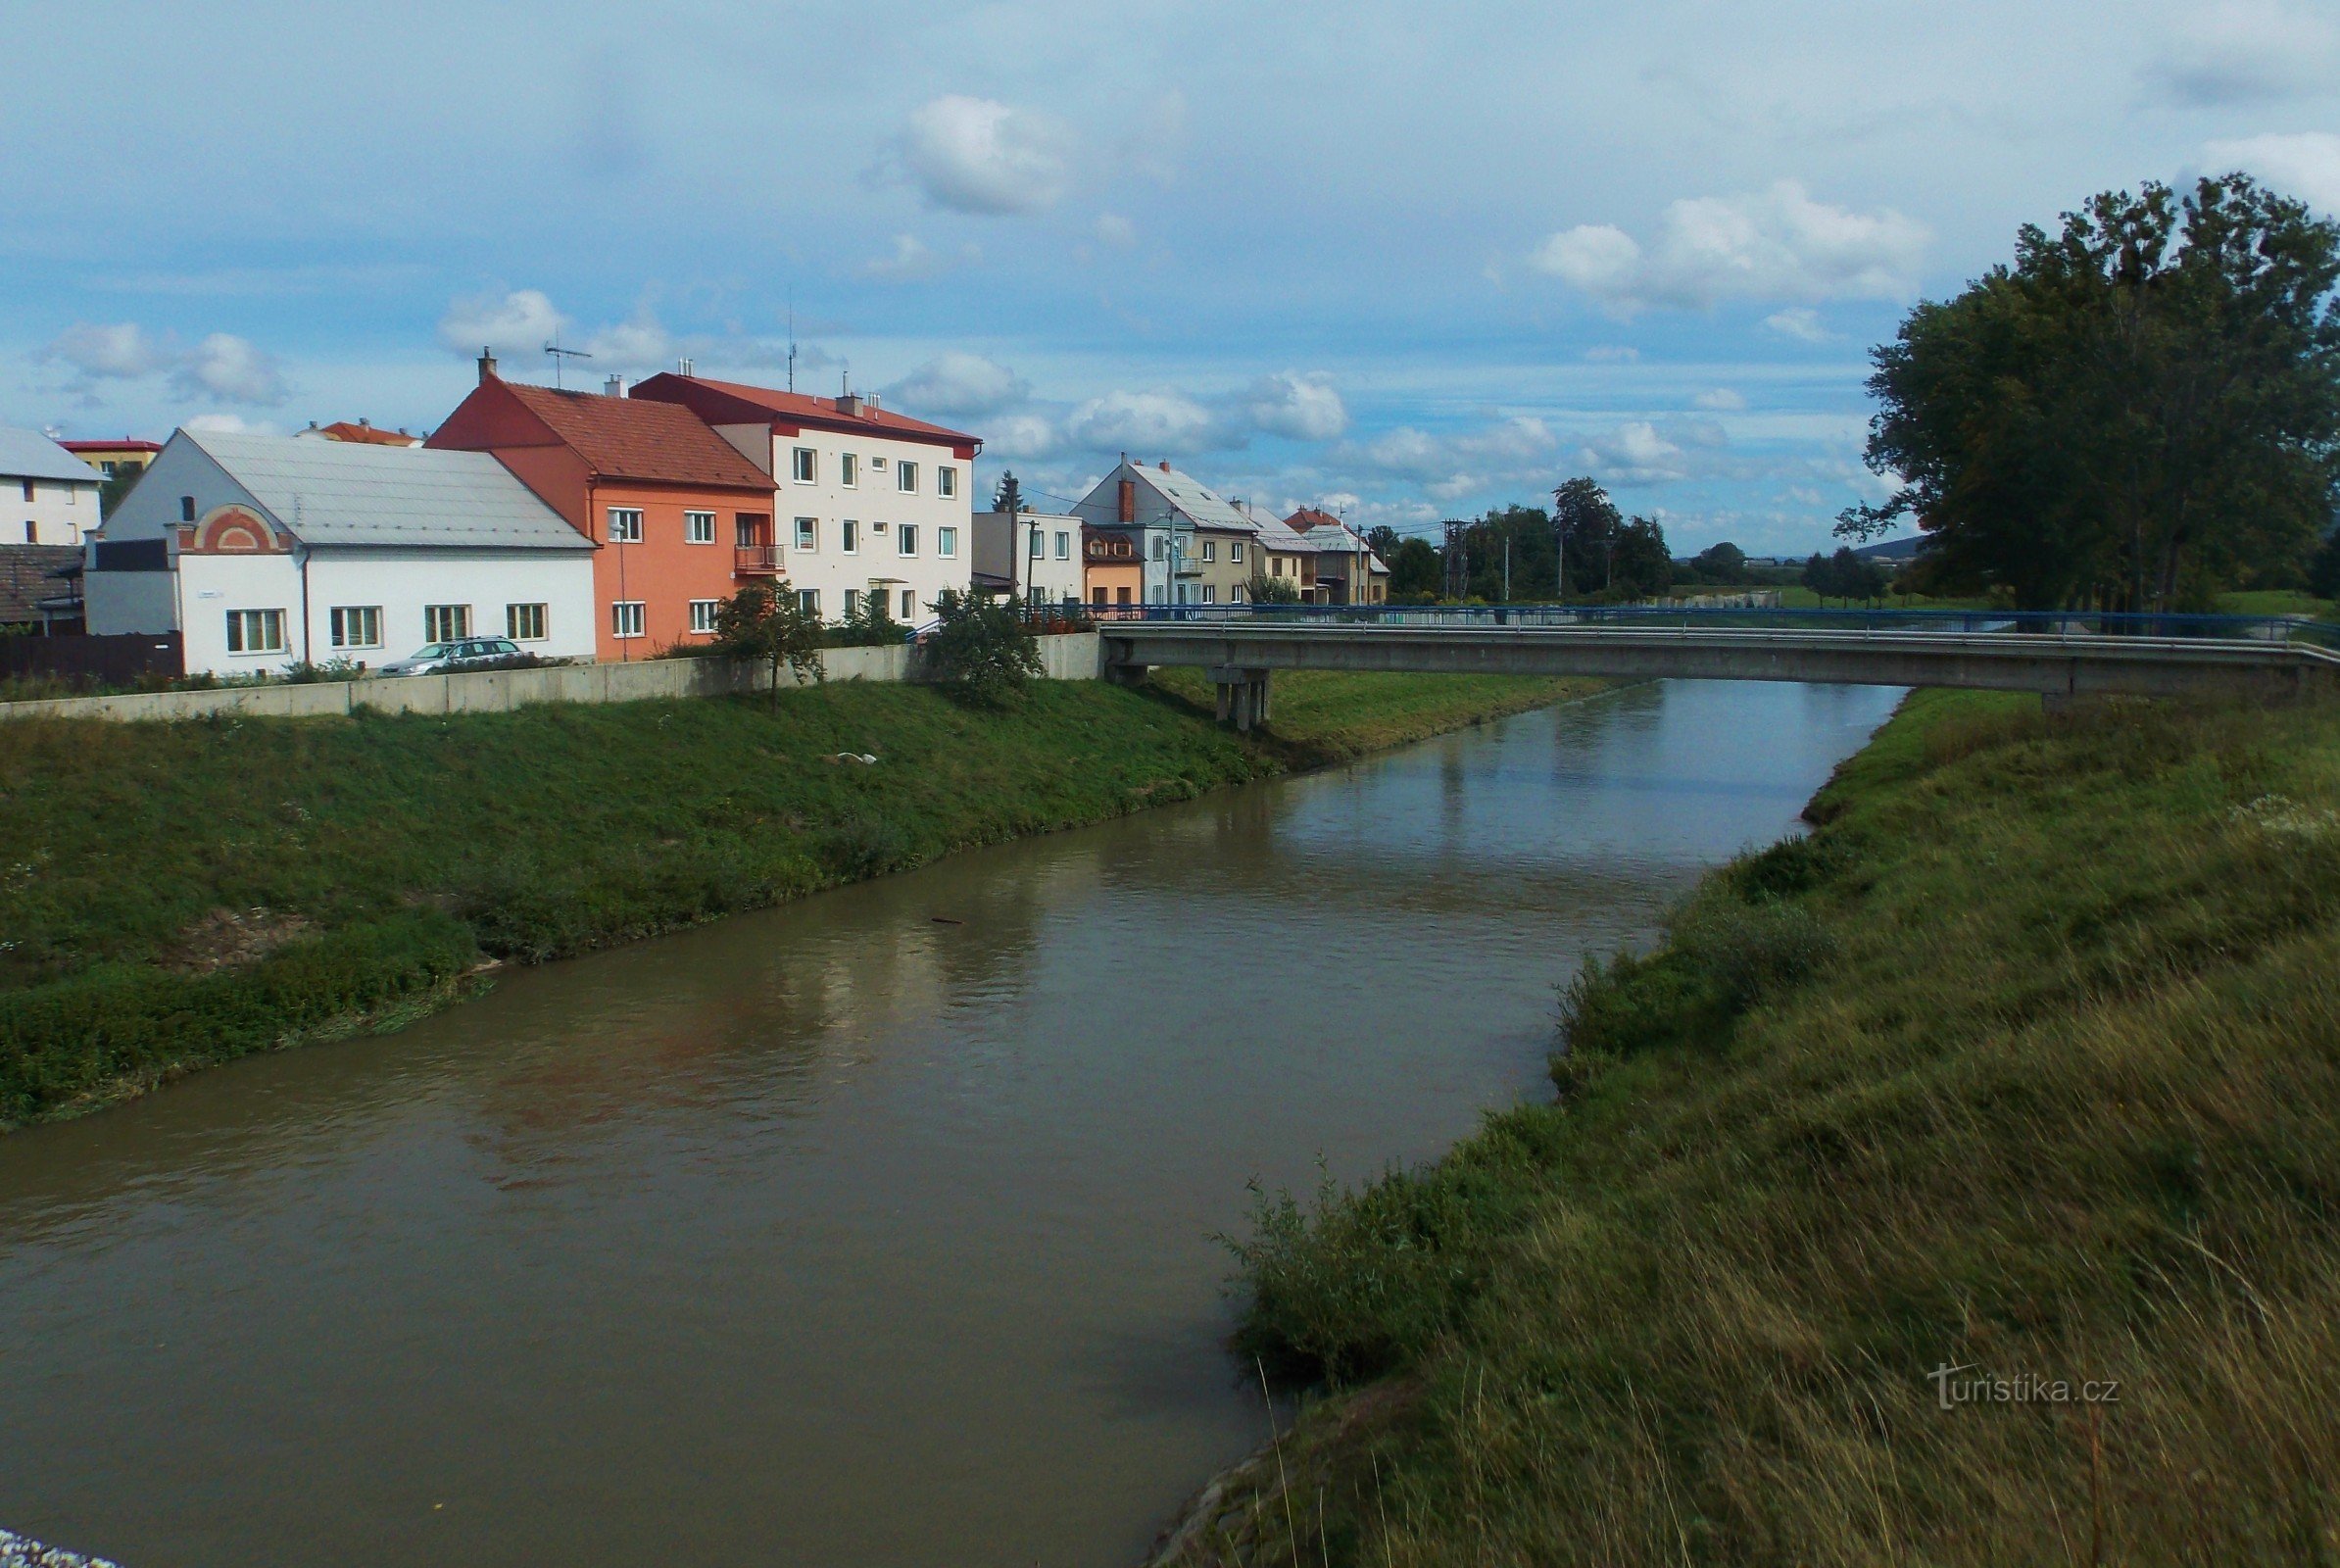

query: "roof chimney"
left=1118, top=477, right=1136, bottom=522
left=477, top=349, right=499, bottom=384
left=605, top=374, right=627, bottom=398
left=678, top=358, right=695, bottom=376
left=1158, top=460, right=1170, bottom=472
left=836, top=390, right=863, bottom=416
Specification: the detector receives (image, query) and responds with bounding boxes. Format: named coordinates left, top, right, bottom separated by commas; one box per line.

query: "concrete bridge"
left=1096, top=611, right=2340, bottom=729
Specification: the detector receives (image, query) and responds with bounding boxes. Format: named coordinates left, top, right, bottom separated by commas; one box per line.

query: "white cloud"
left=1693, top=387, right=1748, bottom=411
left=438, top=289, right=566, bottom=357
left=1345, top=416, right=1561, bottom=498
left=1762, top=307, right=1832, bottom=343
left=900, top=96, right=1075, bottom=215
left=1094, top=213, right=1137, bottom=248
left=1066, top=389, right=1220, bottom=455
left=887, top=352, right=1030, bottom=416
left=42, top=321, right=170, bottom=380
left=181, top=413, right=281, bottom=436
left=174, top=333, right=286, bottom=404
left=578, top=316, right=675, bottom=373
left=860, top=233, right=980, bottom=281
left=984, top=413, right=1063, bottom=461
left=1529, top=181, right=1927, bottom=312
left=2147, top=2, right=2339, bottom=104
left=2203, top=131, right=2340, bottom=213
left=1242, top=370, right=1348, bottom=441
left=1581, top=420, right=1689, bottom=484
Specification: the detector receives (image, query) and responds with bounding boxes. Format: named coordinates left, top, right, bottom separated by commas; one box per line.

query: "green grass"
left=0, top=670, right=1589, bottom=1127
left=2218, top=588, right=2336, bottom=619
left=1183, top=688, right=2340, bottom=1566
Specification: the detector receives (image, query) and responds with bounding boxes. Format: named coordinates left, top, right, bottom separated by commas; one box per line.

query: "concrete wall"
left=0, top=632, right=1102, bottom=724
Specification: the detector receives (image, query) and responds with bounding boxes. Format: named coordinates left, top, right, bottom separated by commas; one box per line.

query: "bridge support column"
left=1102, top=660, right=1149, bottom=688
left=1208, top=665, right=1272, bottom=732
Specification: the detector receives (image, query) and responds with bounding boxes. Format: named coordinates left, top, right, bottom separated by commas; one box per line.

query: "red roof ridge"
left=633, top=372, right=981, bottom=449
left=492, top=382, right=773, bottom=490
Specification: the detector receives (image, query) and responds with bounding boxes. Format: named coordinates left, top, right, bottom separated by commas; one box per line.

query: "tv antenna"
left=787, top=293, right=798, bottom=393
left=544, top=337, right=593, bottom=389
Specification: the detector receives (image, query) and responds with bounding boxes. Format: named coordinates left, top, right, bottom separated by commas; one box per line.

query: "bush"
left=924, top=588, right=1043, bottom=703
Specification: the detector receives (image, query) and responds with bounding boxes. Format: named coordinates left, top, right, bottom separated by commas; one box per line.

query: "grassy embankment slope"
left=1174, top=688, right=2340, bottom=1566
left=0, top=671, right=1589, bottom=1128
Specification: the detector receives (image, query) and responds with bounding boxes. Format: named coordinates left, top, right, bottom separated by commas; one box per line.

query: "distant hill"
left=1853, top=535, right=1926, bottom=562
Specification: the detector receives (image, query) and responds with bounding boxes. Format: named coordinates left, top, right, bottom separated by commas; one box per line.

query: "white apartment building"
left=631, top=372, right=978, bottom=624
left=1, top=426, right=104, bottom=546
left=971, top=511, right=1084, bottom=605
left=84, top=428, right=597, bottom=676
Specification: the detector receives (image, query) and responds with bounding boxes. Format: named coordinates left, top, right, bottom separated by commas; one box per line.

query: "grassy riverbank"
left=0, top=670, right=1589, bottom=1128
left=1178, top=688, right=2340, bottom=1566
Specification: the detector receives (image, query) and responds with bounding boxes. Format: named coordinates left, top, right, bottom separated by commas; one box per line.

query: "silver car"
left=378, top=637, right=523, bottom=676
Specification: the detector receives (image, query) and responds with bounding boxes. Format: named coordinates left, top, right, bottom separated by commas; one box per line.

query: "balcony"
left=734, top=544, right=782, bottom=576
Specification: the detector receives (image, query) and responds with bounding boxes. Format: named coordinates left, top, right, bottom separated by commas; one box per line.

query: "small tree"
left=711, top=581, right=824, bottom=701
left=926, top=587, right=1043, bottom=703
left=1248, top=571, right=1303, bottom=605
left=835, top=589, right=904, bottom=647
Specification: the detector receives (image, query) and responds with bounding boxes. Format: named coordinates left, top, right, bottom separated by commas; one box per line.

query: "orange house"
left=428, top=355, right=780, bottom=660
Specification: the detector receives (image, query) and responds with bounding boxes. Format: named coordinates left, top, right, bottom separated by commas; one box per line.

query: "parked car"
left=378, top=637, right=525, bottom=676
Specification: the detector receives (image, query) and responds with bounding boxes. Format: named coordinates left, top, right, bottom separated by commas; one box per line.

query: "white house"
left=630, top=372, right=979, bottom=624
left=971, top=511, right=1084, bottom=606
left=1, top=426, right=104, bottom=546
left=1069, top=459, right=1267, bottom=606
left=85, top=428, right=598, bottom=677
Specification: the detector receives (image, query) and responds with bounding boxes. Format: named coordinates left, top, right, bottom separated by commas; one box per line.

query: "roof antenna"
left=544, top=335, right=592, bottom=390
left=787, top=292, right=798, bottom=394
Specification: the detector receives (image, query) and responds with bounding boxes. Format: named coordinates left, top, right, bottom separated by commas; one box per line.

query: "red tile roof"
left=59, top=438, right=163, bottom=455
left=309, top=420, right=419, bottom=446
left=1286, top=508, right=1344, bottom=531
left=497, top=382, right=774, bottom=490
left=631, top=373, right=981, bottom=450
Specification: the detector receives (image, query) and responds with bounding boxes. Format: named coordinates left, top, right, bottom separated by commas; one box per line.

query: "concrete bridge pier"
left=1210, top=664, right=1272, bottom=731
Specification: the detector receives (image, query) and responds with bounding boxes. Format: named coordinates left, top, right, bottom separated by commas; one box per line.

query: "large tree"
left=1552, top=477, right=1623, bottom=598
left=1840, top=174, right=2340, bottom=610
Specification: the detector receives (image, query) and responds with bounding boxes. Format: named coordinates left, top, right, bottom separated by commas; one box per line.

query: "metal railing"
left=733, top=544, right=783, bottom=576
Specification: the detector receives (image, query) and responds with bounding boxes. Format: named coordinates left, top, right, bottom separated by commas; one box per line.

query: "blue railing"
left=1088, top=602, right=2340, bottom=649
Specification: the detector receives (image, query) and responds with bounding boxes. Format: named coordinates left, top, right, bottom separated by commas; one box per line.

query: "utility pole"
left=1551, top=486, right=1569, bottom=603
left=1502, top=531, right=1511, bottom=603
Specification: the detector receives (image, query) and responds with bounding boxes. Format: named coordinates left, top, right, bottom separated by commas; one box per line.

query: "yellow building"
left=59, top=438, right=162, bottom=481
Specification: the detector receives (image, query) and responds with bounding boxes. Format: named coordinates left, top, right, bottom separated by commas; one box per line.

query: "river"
left=0, top=679, right=1902, bottom=1566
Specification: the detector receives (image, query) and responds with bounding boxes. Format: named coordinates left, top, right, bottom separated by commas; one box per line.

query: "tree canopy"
left=1840, top=173, right=2340, bottom=610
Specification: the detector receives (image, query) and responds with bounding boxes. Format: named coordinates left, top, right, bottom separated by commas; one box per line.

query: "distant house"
left=971, top=511, right=1083, bottom=605
left=0, top=544, right=85, bottom=633
left=1242, top=506, right=1317, bottom=599
left=84, top=426, right=597, bottom=676
left=630, top=371, right=980, bottom=625
left=1, top=426, right=104, bottom=546
left=1080, top=525, right=1145, bottom=611
left=298, top=419, right=423, bottom=448
left=1069, top=459, right=1264, bottom=606
left=58, top=438, right=162, bottom=483
left=428, top=356, right=781, bottom=659
left=1285, top=508, right=1389, bottom=605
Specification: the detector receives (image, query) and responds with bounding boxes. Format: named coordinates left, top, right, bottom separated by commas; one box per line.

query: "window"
left=897, top=461, right=919, bottom=493
left=329, top=606, right=382, bottom=649
left=795, top=516, right=818, bottom=551
left=608, top=508, right=643, bottom=543
left=1232, top=541, right=1245, bottom=563
left=18, top=479, right=30, bottom=502
left=841, top=518, right=859, bottom=554
left=841, top=453, right=858, bottom=488
left=1201, top=584, right=1216, bottom=604
left=684, top=510, right=715, bottom=544
left=1201, top=540, right=1216, bottom=563
left=507, top=603, right=548, bottom=641
left=224, top=609, right=284, bottom=654
left=688, top=599, right=720, bottom=634
left=1029, top=529, right=1044, bottom=558
left=900, top=590, right=914, bottom=618
left=424, top=604, right=471, bottom=642
left=798, top=588, right=820, bottom=617
left=179, top=495, right=196, bottom=521
left=1094, top=585, right=1107, bottom=607
left=1272, top=557, right=1286, bottom=577
left=792, top=447, right=816, bottom=483
left=843, top=588, right=860, bottom=617
left=1054, top=530, right=1070, bottom=560
left=1153, top=536, right=1166, bottom=560
left=937, top=525, right=956, bottom=559
left=897, top=523, right=919, bottom=556
left=612, top=601, right=646, bottom=639
left=1233, top=583, right=1246, bottom=604
left=937, top=466, right=956, bottom=499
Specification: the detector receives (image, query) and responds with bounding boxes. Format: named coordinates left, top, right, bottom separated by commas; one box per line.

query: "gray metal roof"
left=1137, top=464, right=1259, bottom=533
left=180, top=428, right=591, bottom=550
left=0, top=426, right=102, bottom=484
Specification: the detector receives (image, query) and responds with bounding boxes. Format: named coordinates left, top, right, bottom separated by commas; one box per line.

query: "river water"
left=0, top=679, right=1901, bottom=1566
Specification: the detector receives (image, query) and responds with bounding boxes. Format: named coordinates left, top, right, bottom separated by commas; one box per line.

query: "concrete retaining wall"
left=0, top=632, right=1103, bottom=724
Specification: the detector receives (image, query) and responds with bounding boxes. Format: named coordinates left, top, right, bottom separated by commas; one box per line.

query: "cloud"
left=580, top=316, right=675, bottom=373
left=1242, top=370, right=1348, bottom=441
left=1529, top=180, right=1927, bottom=312
left=1065, top=389, right=1221, bottom=455
left=1344, top=416, right=1561, bottom=499
left=1580, top=420, right=1690, bottom=484
left=1094, top=213, right=1137, bottom=248
left=887, top=352, right=1031, bottom=416
left=172, top=333, right=286, bottom=404
left=181, top=413, right=283, bottom=436
left=438, top=289, right=566, bottom=356
left=1693, top=387, right=1748, bottom=411
left=42, top=321, right=170, bottom=380
left=2203, top=131, right=2340, bottom=213
left=2146, top=2, right=2339, bottom=104
left=984, top=413, right=1063, bottom=461
left=899, top=96, right=1075, bottom=215
left=860, top=233, right=980, bottom=281
left=1762, top=307, right=1832, bottom=343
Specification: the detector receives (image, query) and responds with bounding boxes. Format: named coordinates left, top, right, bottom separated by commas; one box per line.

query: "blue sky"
left=7, top=0, right=2339, bottom=555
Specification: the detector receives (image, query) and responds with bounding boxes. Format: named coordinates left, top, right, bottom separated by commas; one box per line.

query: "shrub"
left=924, top=588, right=1043, bottom=704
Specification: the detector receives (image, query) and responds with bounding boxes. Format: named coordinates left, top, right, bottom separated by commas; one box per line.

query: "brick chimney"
left=477, top=348, right=498, bottom=384
left=1118, top=477, right=1136, bottom=522
left=1158, top=460, right=1170, bottom=472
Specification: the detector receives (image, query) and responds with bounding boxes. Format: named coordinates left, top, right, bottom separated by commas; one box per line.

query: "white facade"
left=707, top=419, right=974, bottom=624
left=971, top=511, right=1083, bottom=605
left=1, top=426, right=104, bottom=546
left=86, top=429, right=597, bottom=677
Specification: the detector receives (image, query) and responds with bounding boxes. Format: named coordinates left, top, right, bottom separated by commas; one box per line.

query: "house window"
left=900, top=589, right=914, bottom=618
left=1093, top=585, right=1107, bottom=607
left=793, top=447, right=816, bottom=483
left=684, top=510, right=715, bottom=544
left=1232, top=541, right=1245, bottom=563
left=611, top=601, right=646, bottom=639
left=937, top=466, right=956, bottom=499
left=1201, top=584, right=1216, bottom=604
left=424, top=604, right=471, bottom=642
left=844, top=588, right=860, bottom=617
left=841, top=518, right=859, bottom=554
left=897, top=461, right=918, bottom=493
left=1233, top=583, right=1246, bottom=603
left=1152, top=537, right=1166, bottom=560
left=224, top=609, right=285, bottom=653
left=1201, top=540, right=1216, bottom=563
left=1029, top=529, right=1044, bottom=558
left=508, top=603, right=548, bottom=642
left=798, top=588, right=820, bottom=617
left=841, top=453, right=858, bottom=488
left=179, top=496, right=195, bottom=521
left=1054, top=531, right=1070, bottom=560
left=688, top=599, right=720, bottom=634
left=795, top=516, right=818, bottom=551
left=898, top=523, right=919, bottom=556
left=937, top=525, right=957, bottom=559
left=1273, top=557, right=1286, bottom=576
left=608, top=508, right=643, bottom=543
left=20, top=479, right=32, bottom=502
left=329, top=605, right=382, bottom=649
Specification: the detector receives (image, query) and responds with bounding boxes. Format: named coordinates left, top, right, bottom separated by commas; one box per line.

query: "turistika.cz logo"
left=1927, top=1363, right=2121, bottom=1411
